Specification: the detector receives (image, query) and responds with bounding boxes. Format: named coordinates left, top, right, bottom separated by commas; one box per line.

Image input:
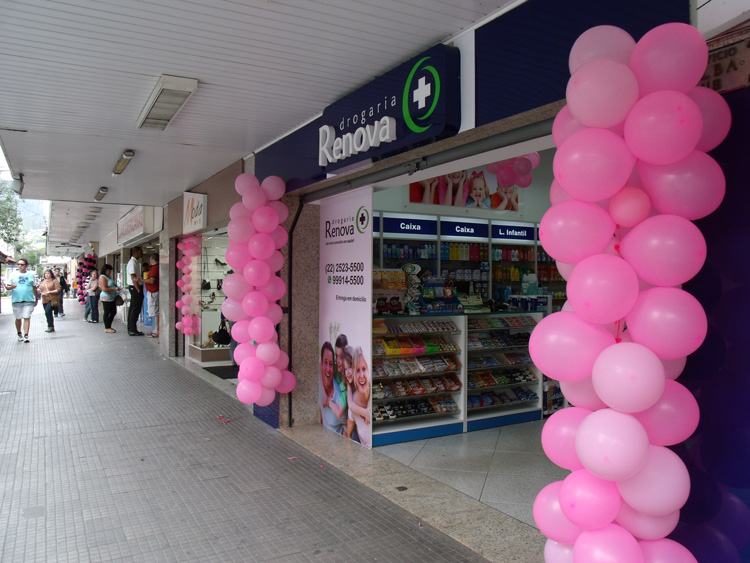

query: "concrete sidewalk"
left=0, top=300, right=543, bottom=562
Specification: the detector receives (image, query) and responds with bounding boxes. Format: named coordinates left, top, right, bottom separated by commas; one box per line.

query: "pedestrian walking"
left=4, top=258, right=38, bottom=342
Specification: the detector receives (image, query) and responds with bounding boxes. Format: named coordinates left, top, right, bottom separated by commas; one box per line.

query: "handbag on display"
left=201, top=279, right=211, bottom=290
left=216, top=279, right=223, bottom=292
left=212, top=319, right=231, bottom=345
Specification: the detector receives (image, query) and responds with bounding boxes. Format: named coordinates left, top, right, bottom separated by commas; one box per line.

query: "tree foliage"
left=0, top=180, right=23, bottom=252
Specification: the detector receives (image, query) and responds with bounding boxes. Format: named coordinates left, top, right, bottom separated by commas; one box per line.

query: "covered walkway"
left=0, top=299, right=544, bottom=562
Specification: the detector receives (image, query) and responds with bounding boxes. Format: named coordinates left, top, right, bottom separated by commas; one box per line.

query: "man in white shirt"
left=126, top=246, right=145, bottom=336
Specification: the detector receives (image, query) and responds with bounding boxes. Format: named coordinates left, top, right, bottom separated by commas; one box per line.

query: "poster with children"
left=408, top=153, right=540, bottom=211
left=318, top=187, right=374, bottom=448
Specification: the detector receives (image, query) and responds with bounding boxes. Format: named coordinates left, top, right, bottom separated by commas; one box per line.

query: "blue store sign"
left=319, top=44, right=461, bottom=173
left=382, top=216, right=438, bottom=236
left=440, top=219, right=489, bottom=239
left=492, top=223, right=535, bottom=242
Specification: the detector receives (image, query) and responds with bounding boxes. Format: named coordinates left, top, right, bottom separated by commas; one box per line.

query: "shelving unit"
left=371, top=316, right=466, bottom=445
left=465, top=312, right=543, bottom=431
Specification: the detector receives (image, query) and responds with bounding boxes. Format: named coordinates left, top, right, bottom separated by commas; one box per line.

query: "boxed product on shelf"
left=373, top=318, right=389, bottom=335
left=398, top=357, right=422, bottom=375
left=410, top=336, right=427, bottom=354
left=373, top=341, right=386, bottom=356
left=397, top=336, right=414, bottom=354
left=382, top=338, right=402, bottom=355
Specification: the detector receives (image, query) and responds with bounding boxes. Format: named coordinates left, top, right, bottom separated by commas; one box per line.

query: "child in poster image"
left=319, top=342, right=347, bottom=436
left=465, top=171, right=492, bottom=209
left=348, top=346, right=372, bottom=447
left=343, top=346, right=370, bottom=443
left=496, top=184, right=519, bottom=211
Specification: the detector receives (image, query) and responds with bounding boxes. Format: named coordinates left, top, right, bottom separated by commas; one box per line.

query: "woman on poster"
left=348, top=346, right=372, bottom=447
left=319, top=341, right=347, bottom=435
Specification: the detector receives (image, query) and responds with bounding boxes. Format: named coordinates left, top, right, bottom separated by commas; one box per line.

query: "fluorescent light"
left=85, top=215, right=96, bottom=220
left=11, top=174, right=24, bottom=195
left=94, top=187, right=109, bottom=201
left=137, top=75, right=198, bottom=131
left=112, top=150, right=134, bottom=176
left=89, top=207, right=102, bottom=213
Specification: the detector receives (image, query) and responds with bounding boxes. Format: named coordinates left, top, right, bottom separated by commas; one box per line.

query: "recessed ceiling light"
left=137, top=75, right=198, bottom=131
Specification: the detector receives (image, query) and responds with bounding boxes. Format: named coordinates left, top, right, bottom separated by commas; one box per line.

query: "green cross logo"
left=403, top=56, right=441, bottom=134
left=355, top=206, right=370, bottom=234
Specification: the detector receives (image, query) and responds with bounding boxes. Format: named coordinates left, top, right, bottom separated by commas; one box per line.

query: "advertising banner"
left=319, top=187, right=373, bottom=447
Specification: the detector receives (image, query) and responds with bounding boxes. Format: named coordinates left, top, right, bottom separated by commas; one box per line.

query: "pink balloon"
left=251, top=205, right=280, bottom=234
left=248, top=315, right=276, bottom=343
left=242, top=186, right=268, bottom=211
left=615, top=502, right=679, bottom=541
left=265, top=302, right=283, bottom=325
left=274, top=350, right=289, bottom=371
left=227, top=216, right=256, bottom=244
left=632, top=380, right=699, bottom=446
left=229, top=201, right=253, bottom=220
left=625, top=287, right=707, bottom=360
left=221, top=298, right=247, bottom=322
left=567, top=59, right=639, bottom=128
left=621, top=214, right=706, bottom=287
left=239, top=356, right=265, bottom=382
left=266, top=250, right=285, bottom=273
left=560, top=469, right=622, bottom=530
left=175, top=321, right=183, bottom=331
left=231, top=319, right=252, bottom=344
left=544, top=539, right=574, bottom=563
left=662, top=356, right=686, bottom=381
left=236, top=379, right=263, bottom=404
left=525, top=152, right=541, bottom=169
left=181, top=265, right=192, bottom=275
left=276, top=370, right=297, bottom=393
left=175, top=300, right=184, bottom=309
left=256, top=342, right=281, bottom=365
left=255, top=386, right=276, bottom=407
left=181, top=295, right=193, bottom=305
left=221, top=273, right=252, bottom=301
left=233, top=342, right=256, bottom=364
left=575, top=409, right=649, bottom=481
left=552, top=105, right=587, bottom=148
left=260, top=365, right=282, bottom=389
left=530, top=312, right=615, bottom=382
left=512, top=156, right=532, bottom=176
left=183, top=326, right=193, bottom=335
left=550, top=179, right=572, bottom=206
left=553, top=128, right=635, bottom=201
left=259, top=275, right=286, bottom=302
left=515, top=173, right=533, bottom=188
left=560, top=377, right=608, bottom=411
left=567, top=255, right=639, bottom=324
left=624, top=91, right=703, bottom=165
left=181, top=275, right=192, bottom=285
left=539, top=200, right=616, bottom=264
left=629, top=22, right=708, bottom=96
left=569, top=25, right=636, bottom=73
left=616, top=445, right=690, bottom=517
left=687, top=86, right=732, bottom=152
left=639, top=538, right=698, bottom=563
left=225, top=242, right=252, bottom=270
left=270, top=225, right=289, bottom=249
left=175, top=260, right=185, bottom=269
left=248, top=233, right=275, bottom=260
left=592, top=343, right=666, bottom=413
left=533, top=481, right=584, bottom=544
left=573, top=524, right=643, bottom=563
left=243, top=259, right=271, bottom=287
left=261, top=176, right=286, bottom=201
left=555, top=260, right=575, bottom=281
left=638, top=151, right=726, bottom=221
left=242, top=290, right=269, bottom=318
left=235, top=173, right=260, bottom=196
left=267, top=200, right=290, bottom=223
left=609, top=187, right=651, bottom=228
left=496, top=166, right=515, bottom=188
left=542, top=407, right=593, bottom=470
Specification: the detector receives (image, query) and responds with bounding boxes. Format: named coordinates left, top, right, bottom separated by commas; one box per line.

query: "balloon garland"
left=224, top=174, right=296, bottom=407
left=531, top=23, right=730, bottom=562
left=175, top=235, right=202, bottom=337
left=487, top=152, right=541, bottom=188
left=76, top=253, right=98, bottom=303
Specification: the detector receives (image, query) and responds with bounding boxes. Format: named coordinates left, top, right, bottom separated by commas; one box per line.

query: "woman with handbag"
left=83, top=268, right=100, bottom=323
left=38, top=268, right=61, bottom=333
left=98, top=264, right=120, bottom=333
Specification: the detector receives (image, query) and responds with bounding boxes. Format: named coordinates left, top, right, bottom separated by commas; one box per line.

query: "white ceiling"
left=1, top=0, right=746, bottom=256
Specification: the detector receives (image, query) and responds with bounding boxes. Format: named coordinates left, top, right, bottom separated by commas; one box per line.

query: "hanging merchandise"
left=223, top=173, right=296, bottom=407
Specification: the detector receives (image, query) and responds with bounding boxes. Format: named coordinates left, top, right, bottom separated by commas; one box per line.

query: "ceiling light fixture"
left=136, top=74, right=198, bottom=131
left=94, top=187, right=109, bottom=201
left=84, top=215, right=96, bottom=221
left=112, top=150, right=135, bottom=176
left=11, top=174, right=24, bottom=195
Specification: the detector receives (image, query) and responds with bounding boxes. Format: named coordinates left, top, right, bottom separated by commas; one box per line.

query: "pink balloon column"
left=532, top=23, right=728, bottom=562
left=228, top=173, right=296, bottom=407
left=487, top=153, right=541, bottom=189
left=77, top=253, right=98, bottom=304
left=175, top=234, right=202, bottom=337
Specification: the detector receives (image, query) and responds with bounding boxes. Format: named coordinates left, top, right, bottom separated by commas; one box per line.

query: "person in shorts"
left=144, top=254, right=159, bottom=338
left=5, top=258, right=38, bottom=343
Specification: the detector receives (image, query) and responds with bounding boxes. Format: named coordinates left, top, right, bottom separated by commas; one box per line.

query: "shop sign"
left=183, top=193, right=207, bottom=234
left=373, top=214, right=381, bottom=234
left=117, top=206, right=146, bottom=245
left=701, top=38, right=750, bottom=93
left=440, top=219, right=489, bottom=240
left=382, top=215, right=438, bottom=236
left=319, top=44, right=461, bottom=173
left=491, top=222, right=535, bottom=242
